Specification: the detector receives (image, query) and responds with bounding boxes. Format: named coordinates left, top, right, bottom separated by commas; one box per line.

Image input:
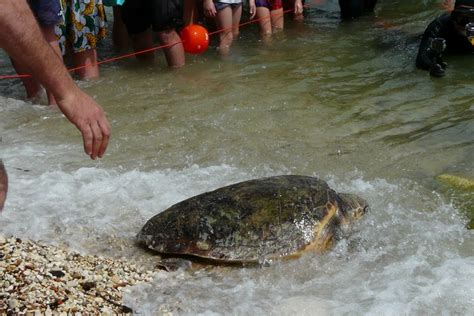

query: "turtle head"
left=338, top=193, right=369, bottom=224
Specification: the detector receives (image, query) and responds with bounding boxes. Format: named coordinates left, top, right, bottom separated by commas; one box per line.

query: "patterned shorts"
left=55, top=0, right=107, bottom=54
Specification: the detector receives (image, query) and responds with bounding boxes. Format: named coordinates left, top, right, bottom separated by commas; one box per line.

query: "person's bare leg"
left=131, top=30, right=154, bottom=62
left=10, top=25, right=63, bottom=104
left=271, top=8, right=284, bottom=33
left=10, top=58, right=42, bottom=100
left=156, top=29, right=185, bottom=67
left=0, top=160, right=8, bottom=211
left=216, top=6, right=234, bottom=56
left=256, top=7, right=272, bottom=39
left=73, top=49, right=100, bottom=80
left=42, top=25, right=63, bottom=105
left=231, top=5, right=242, bottom=38
left=112, top=6, right=129, bottom=51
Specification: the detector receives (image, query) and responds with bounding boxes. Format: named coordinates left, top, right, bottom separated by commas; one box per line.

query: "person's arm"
left=294, top=0, right=303, bottom=15
left=0, top=0, right=110, bottom=159
left=248, top=0, right=256, bottom=19
left=203, top=0, right=217, bottom=18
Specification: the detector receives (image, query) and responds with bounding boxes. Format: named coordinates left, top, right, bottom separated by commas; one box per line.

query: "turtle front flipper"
left=296, top=201, right=339, bottom=254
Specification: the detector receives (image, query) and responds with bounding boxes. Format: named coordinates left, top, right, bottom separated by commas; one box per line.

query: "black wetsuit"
left=416, top=13, right=474, bottom=71
left=339, top=0, right=378, bottom=20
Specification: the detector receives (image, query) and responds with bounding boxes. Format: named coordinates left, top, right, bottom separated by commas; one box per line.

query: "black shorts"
left=121, top=0, right=183, bottom=34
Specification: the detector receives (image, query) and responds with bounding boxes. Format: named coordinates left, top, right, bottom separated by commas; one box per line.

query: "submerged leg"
left=112, top=6, right=129, bottom=51
left=131, top=30, right=155, bottom=62
left=9, top=58, right=42, bottom=100
left=72, top=49, right=100, bottom=80
left=338, top=0, right=364, bottom=20
left=256, top=7, right=272, bottom=37
left=364, top=0, right=377, bottom=12
left=216, top=6, right=235, bottom=56
left=156, top=29, right=185, bottom=68
left=270, top=8, right=284, bottom=33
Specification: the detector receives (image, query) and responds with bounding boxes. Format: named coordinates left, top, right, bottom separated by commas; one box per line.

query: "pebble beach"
left=0, top=235, right=160, bottom=314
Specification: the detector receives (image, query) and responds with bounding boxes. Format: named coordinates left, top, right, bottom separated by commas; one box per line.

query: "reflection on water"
left=0, top=0, right=473, bottom=314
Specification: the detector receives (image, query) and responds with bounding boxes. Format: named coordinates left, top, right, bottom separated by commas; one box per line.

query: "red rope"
left=0, top=3, right=310, bottom=80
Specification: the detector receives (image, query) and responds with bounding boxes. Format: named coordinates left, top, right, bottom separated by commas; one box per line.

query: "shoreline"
left=0, top=235, right=159, bottom=314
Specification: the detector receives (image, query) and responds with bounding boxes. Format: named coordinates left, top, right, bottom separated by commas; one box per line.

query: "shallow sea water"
left=0, top=0, right=473, bottom=315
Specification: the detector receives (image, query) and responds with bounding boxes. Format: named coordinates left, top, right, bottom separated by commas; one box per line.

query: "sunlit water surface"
left=0, top=0, right=473, bottom=314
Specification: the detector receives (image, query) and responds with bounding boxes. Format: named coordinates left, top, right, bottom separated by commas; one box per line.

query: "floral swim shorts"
left=55, top=0, right=107, bottom=54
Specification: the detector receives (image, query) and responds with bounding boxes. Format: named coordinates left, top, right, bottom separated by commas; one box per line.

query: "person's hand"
left=203, top=0, right=217, bottom=17
left=249, top=0, right=256, bottom=19
left=294, top=0, right=304, bottom=15
left=430, top=62, right=447, bottom=77
left=56, top=89, right=111, bottom=160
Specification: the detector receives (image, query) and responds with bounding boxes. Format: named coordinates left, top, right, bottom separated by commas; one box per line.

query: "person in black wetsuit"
left=416, top=0, right=474, bottom=77
left=339, top=0, right=378, bottom=20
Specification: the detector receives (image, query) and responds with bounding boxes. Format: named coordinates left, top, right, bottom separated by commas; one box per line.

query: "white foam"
left=120, top=175, right=473, bottom=315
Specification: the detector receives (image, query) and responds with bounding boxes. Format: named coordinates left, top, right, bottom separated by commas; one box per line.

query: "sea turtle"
left=138, top=175, right=368, bottom=264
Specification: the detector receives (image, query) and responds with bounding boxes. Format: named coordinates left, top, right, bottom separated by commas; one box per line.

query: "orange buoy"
left=180, top=24, right=209, bottom=54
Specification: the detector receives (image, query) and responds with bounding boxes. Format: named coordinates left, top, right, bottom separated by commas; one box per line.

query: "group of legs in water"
left=112, top=0, right=378, bottom=69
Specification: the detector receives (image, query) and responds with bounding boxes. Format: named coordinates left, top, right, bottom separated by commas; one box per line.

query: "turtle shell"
left=138, top=175, right=350, bottom=263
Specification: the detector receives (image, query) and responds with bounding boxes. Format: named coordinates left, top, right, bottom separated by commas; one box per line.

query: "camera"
left=466, top=22, right=474, bottom=45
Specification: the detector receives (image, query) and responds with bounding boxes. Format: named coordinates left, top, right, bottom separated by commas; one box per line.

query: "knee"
left=158, top=29, right=180, bottom=44
left=221, top=31, right=234, bottom=45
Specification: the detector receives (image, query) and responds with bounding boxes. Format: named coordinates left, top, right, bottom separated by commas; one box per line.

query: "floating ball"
left=180, top=24, right=209, bottom=54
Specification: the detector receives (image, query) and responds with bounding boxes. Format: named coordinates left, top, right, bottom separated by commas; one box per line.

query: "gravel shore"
left=0, top=235, right=160, bottom=314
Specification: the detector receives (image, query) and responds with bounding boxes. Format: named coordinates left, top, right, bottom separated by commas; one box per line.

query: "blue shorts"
left=214, top=2, right=242, bottom=11
left=28, top=0, right=63, bottom=27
